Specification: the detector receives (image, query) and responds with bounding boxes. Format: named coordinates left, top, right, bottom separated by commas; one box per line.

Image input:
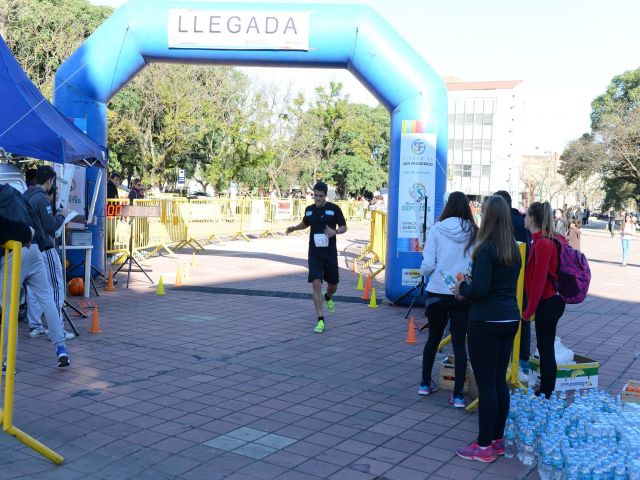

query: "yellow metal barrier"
left=358, top=210, right=387, bottom=277
left=0, top=241, right=63, bottom=464
left=106, top=197, right=367, bottom=255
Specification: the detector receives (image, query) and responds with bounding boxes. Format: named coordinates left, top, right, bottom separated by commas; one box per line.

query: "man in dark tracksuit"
left=494, top=191, right=531, bottom=375
left=23, top=166, right=74, bottom=340
left=0, top=182, right=70, bottom=367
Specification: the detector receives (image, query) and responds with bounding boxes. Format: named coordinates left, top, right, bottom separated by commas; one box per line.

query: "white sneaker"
left=46, top=330, right=76, bottom=341
left=29, top=326, right=48, bottom=337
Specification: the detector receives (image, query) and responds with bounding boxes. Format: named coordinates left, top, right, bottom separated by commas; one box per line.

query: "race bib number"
left=313, top=233, right=329, bottom=248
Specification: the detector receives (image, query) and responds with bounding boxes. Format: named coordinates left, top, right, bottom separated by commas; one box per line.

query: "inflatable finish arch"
left=54, top=0, right=448, bottom=301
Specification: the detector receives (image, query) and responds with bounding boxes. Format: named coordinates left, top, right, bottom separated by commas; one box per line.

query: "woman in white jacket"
left=419, top=191, right=478, bottom=408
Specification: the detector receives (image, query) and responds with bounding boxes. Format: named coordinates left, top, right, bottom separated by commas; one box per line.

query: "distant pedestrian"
left=566, top=219, right=581, bottom=251
left=608, top=208, right=616, bottom=237
left=620, top=213, right=636, bottom=266
left=107, top=172, right=121, bottom=200
left=128, top=178, right=144, bottom=204
left=582, top=209, right=589, bottom=226
left=554, top=209, right=568, bottom=236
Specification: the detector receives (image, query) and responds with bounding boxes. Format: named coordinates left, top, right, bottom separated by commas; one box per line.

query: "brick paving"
left=1, top=220, right=639, bottom=479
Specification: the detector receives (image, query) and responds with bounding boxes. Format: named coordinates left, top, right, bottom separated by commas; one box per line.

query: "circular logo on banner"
left=410, top=183, right=426, bottom=202
left=411, top=139, right=426, bottom=155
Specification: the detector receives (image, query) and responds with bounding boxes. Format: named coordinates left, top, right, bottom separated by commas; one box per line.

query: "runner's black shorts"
left=308, top=253, right=339, bottom=284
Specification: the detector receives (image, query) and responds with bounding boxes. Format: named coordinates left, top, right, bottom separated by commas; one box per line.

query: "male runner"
left=286, top=182, right=347, bottom=333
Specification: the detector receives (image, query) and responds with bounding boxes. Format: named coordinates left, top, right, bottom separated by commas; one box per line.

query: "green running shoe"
left=324, top=293, right=335, bottom=313
left=314, top=319, right=325, bottom=333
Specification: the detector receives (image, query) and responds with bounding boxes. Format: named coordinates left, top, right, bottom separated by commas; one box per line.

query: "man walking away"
left=0, top=183, right=70, bottom=367
left=608, top=208, right=615, bottom=237
left=23, top=166, right=75, bottom=340
left=286, top=182, right=347, bottom=333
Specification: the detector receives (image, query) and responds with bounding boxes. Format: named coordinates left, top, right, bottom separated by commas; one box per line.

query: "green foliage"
left=2, top=0, right=112, bottom=95
left=331, top=154, right=387, bottom=198
left=4, top=0, right=392, bottom=197
left=561, top=67, right=640, bottom=208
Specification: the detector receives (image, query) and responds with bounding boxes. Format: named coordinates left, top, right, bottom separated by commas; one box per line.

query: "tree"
left=561, top=68, right=640, bottom=209
left=3, top=0, right=112, bottom=95
left=331, top=154, right=387, bottom=198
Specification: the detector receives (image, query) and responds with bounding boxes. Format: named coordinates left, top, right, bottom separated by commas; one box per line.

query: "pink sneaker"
left=491, top=438, right=505, bottom=456
left=455, top=442, right=497, bottom=463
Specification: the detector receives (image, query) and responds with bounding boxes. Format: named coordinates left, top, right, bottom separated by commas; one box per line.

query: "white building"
left=445, top=79, right=524, bottom=204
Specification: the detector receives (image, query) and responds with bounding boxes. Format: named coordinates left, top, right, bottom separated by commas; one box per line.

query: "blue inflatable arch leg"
left=54, top=1, right=448, bottom=302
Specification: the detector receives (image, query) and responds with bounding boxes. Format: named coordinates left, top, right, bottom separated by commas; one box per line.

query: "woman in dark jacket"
left=453, top=195, right=522, bottom=463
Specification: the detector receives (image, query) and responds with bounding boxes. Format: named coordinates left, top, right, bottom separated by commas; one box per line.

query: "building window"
left=465, top=113, right=474, bottom=124
left=481, top=165, right=491, bottom=176
left=462, top=165, right=471, bottom=177
left=463, top=139, right=473, bottom=150
left=483, top=114, right=494, bottom=125
left=482, top=139, right=492, bottom=150
left=456, top=113, right=464, bottom=125
left=453, top=165, right=463, bottom=176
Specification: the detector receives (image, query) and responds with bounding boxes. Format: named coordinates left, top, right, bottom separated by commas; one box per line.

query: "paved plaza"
left=1, top=220, right=639, bottom=480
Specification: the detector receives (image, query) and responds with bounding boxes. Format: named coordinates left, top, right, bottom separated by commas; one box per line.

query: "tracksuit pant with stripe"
left=1, top=246, right=66, bottom=357
left=27, top=248, right=64, bottom=330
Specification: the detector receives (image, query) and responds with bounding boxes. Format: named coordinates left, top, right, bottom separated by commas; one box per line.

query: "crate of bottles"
left=439, top=355, right=478, bottom=398
left=506, top=388, right=640, bottom=479
left=622, top=381, right=640, bottom=404
left=528, top=355, right=599, bottom=392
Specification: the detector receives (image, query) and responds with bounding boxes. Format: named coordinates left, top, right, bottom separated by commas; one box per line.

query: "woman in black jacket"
left=453, top=195, right=522, bottom=463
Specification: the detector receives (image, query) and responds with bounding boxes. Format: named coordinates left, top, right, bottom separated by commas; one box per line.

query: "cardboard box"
left=439, top=355, right=478, bottom=399
left=528, top=355, right=599, bottom=392
left=622, top=380, right=640, bottom=404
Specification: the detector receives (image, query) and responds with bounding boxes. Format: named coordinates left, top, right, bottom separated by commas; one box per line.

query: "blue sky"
left=89, top=0, right=640, bottom=153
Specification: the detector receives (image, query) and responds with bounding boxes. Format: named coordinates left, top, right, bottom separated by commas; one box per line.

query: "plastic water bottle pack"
left=506, top=389, right=640, bottom=480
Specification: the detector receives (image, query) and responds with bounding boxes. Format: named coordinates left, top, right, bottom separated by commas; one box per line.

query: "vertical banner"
left=54, top=164, right=86, bottom=228
left=397, top=120, right=437, bottom=253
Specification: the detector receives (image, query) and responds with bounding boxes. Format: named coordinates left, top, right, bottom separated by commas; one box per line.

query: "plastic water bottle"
left=551, top=451, right=564, bottom=480
left=522, top=431, right=535, bottom=466
left=439, top=271, right=457, bottom=293
left=613, top=464, right=625, bottom=480
left=504, top=422, right=516, bottom=459
left=539, top=453, right=553, bottom=480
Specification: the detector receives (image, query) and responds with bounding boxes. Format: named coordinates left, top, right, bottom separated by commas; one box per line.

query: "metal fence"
left=106, top=197, right=369, bottom=259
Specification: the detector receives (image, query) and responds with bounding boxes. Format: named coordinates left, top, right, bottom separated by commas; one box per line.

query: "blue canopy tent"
left=0, top=34, right=107, bottom=165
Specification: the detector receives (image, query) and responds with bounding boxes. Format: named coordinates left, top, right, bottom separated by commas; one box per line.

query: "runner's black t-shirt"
left=303, top=201, right=346, bottom=255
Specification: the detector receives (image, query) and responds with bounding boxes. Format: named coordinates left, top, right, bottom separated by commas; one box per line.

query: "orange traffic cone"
left=175, top=265, right=183, bottom=287
left=368, top=287, right=378, bottom=308
left=105, top=268, right=116, bottom=292
left=88, top=305, right=102, bottom=333
left=352, top=262, right=358, bottom=273
left=361, top=279, right=371, bottom=301
left=364, top=274, right=372, bottom=292
left=406, top=316, right=418, bottom=344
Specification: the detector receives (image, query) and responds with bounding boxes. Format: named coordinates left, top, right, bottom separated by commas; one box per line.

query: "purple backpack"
left=552, top=238, right=591, bottom=304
